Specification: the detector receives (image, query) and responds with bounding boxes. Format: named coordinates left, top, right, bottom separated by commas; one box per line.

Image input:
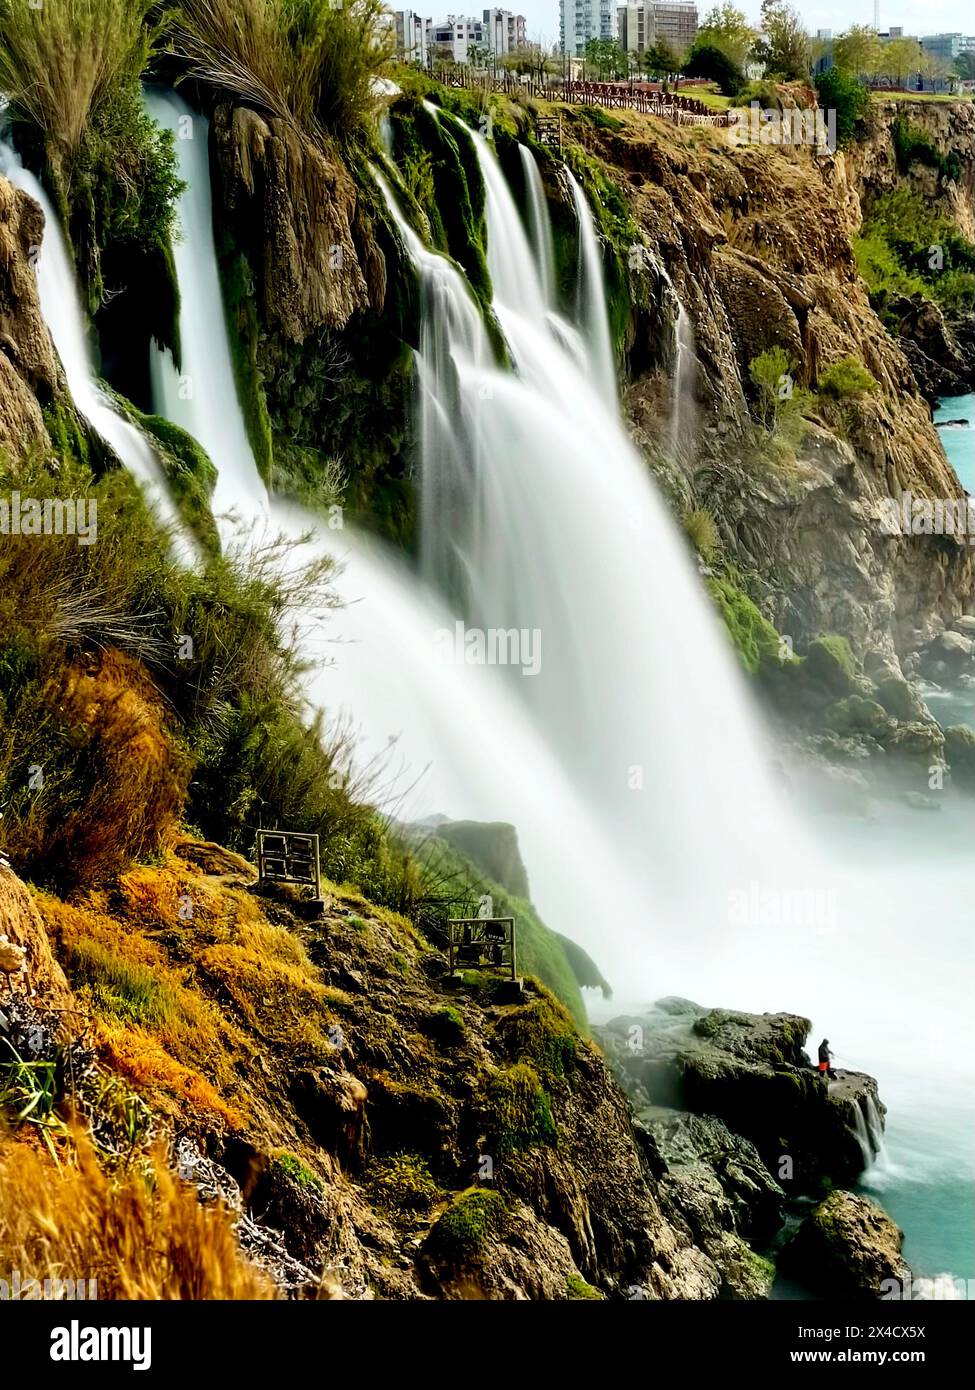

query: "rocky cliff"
left=555, top=105, right=972, bottom=659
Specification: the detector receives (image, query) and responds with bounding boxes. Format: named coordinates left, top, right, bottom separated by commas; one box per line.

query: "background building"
left=616, top=2, right=698, bottom=59
left=560, top=0, right=616, bottom=58
left=391, top=9, right=428, bottom=65
left=920, top=32, right=975, bottom=62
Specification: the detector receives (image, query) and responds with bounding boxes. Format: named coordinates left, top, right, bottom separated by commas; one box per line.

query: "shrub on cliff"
left=813, top=69, right=868, bottom=148
left=685, top=43, right=745, bottom=96
left=0, top=0, right=183, bottom=329
left=176, top=0, right=393, bottom=151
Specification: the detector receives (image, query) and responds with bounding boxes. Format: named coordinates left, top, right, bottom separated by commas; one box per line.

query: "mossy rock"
left=492, top=990, right=577, bottom=1085
left=944, top=724, right=975, bottom=790
left=822, top=695, right=890, bottom=739
left=566, top=1272, right=604, bottom=1300
left=880, top=720, right=945, bottom=768
left=368, top=1152, right=443, bottom=1214
left=135, top=411, right=219, bottom=553
left=425, top=1186, right=509, bottom=1259
left=873, top=674, right=926, bottom=723
left=484, top=1062, right=557, bottom=1153
left=804, top=634, right=859, bottom=696
left=707, top=577, right=783, bottom=676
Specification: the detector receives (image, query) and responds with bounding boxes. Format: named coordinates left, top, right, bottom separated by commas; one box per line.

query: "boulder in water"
left=781, top=1191, right=911, bottom=1299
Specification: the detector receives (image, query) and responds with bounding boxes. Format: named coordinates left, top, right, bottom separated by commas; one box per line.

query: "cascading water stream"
left=144, top=88, right=269, bottom=536
left=519, top=144, right=557, bottom=310
left=565, top=167, right=617, bottom=407
left=0, top=139, right=192, bottom=558
left=106, top=100, right=971, bottom=1125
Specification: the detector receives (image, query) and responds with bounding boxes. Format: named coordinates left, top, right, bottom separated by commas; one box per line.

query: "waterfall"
left=652, top=259, right=697, bottom=458
left=143, top=88, right=268, bottom=536
left=395, top=130, right=804, bottom=935
left=519, top=144, right=557, bottom=309
left=850, top=1093, right=888, bottom=1173
left=108, top=95, right=975, bottom=1083
left=0, top=140, right=192, bottom=558
left=565, top=167, right=617, bottom=407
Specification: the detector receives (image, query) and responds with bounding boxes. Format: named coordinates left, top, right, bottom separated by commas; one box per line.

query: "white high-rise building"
left=560, top=0, right=616, bottom=58
left=482, top=9, right=527, bottom=55
left=617, top=2, right=698, bottom=57
left=391, top=9, right=429, bottom=64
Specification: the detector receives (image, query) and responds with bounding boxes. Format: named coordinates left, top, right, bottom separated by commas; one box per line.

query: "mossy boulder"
left=822, top=695, right=891, bottom=739
left=879, top=720, right=945, bottom=770
left=781, top=1190, right=911, bottom=1299
left=945, top=724, right=975, bottom=791
left=873, top=674, right=927, bottom=723
left=804, top=635, right=859, bottom=697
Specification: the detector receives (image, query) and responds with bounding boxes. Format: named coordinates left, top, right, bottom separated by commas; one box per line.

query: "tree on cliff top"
left=752, top=0, right=809, bottom=82
left=694, top=2, right=756, bottom=72
left=684, top=44, right=745, bottom=97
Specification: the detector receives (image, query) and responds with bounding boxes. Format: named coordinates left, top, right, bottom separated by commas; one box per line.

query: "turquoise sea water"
left=935, top=392, right=975, bottom=493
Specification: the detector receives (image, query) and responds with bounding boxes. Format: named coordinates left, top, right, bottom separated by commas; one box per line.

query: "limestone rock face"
left=638, top=1110, right=783, bottom=1299
left=0, top=175, right=61, bottom=454
left=0, top=863, right=72, bottom=1009
left=782, top=1190, right=911, bottom=1299
left=598, top=1001, right=885, bottom=1190
left=213, top=105, right=373, bottom=342
left=566, top=108, right=975, bottom=653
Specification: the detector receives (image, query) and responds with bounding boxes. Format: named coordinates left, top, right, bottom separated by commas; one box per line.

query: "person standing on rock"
left=818, top=1038, right=836, bottom=1081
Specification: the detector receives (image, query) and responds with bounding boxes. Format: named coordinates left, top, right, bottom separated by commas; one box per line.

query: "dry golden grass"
left=95, top=1022, right=243, bottom=1127
left=0, top=1132, right=274, bottom=1298
left=2, top=649, right=191, bottom=888
left=0, top=0, right=159, bottom=163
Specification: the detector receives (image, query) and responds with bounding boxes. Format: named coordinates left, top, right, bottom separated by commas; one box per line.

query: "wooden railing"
left=430, top=67, right=736, bottom=127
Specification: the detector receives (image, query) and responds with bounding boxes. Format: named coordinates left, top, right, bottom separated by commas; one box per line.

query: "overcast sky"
left=507, top=4, right=974, bottom=51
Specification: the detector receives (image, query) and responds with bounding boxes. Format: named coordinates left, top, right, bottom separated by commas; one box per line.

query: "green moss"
left=560, top=143, right=637, bottom=353
left=133, top=411, right=219, bottom=554
left=42, top=401, right=92, bottom=471
left=493, top=991, right=577, bottom=1085
left=892, top=115, right=961, bottom=184
left=67, top=939, right=181, bottom=1029
left=215, top=237, right=275, bottom=487
left=391, top=97, right=492, bottom=315
left=273, top=1152, right=323, bottom=1191
left=485, top=1062, right=557, bottom=1152
left=566, top=1272, right=603, bottom=1299
left=805, top=634, right=857, bottom=685
left=707, top=576, right=783, bottom=676
left=425, top=1186, right=508, bottom=1258
left=425, top=1006, right=466, bottom=1046
left=369, top=1152, right=443, bottom=1213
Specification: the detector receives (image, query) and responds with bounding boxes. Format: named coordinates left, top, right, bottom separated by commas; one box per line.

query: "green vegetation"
left=683, top=507, right=722, bottom=564
left=685, top=44, right=745, bottom=97
left=817, top=357, right=877, bottom=400
left=857, top=187, right=975, bottom=316
left=369, top=1153, right=443, bottom=1213
left=425, top=1007, right=466, bottom=1047
left=485, top=1062, right=557, bottom=1152
left=494, top=992, right=578, bottom=1085
left=0, top=1, right=183, bottom=330
left=566, top=1273, right=603, bottom=1300
left=748, top=347, right=810, bottom=450
left=68, top=939, right=183, bottom=1028
left=707, top=576, right=783, bottom=675
left=273, top=1152, right=323, bottom=1190
left=813, top=70, right=869, bottom=149
left=391, top=98, right=491, bottom=313
left=0, top=453, right=424, bottom=909
left=425, top=1187, right=508, bottom=1258
left=892, top=115, right=962, bottom=184
left=133, top=412, right=219, bottom=553
left=176, top=0, right=392, bottom=151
